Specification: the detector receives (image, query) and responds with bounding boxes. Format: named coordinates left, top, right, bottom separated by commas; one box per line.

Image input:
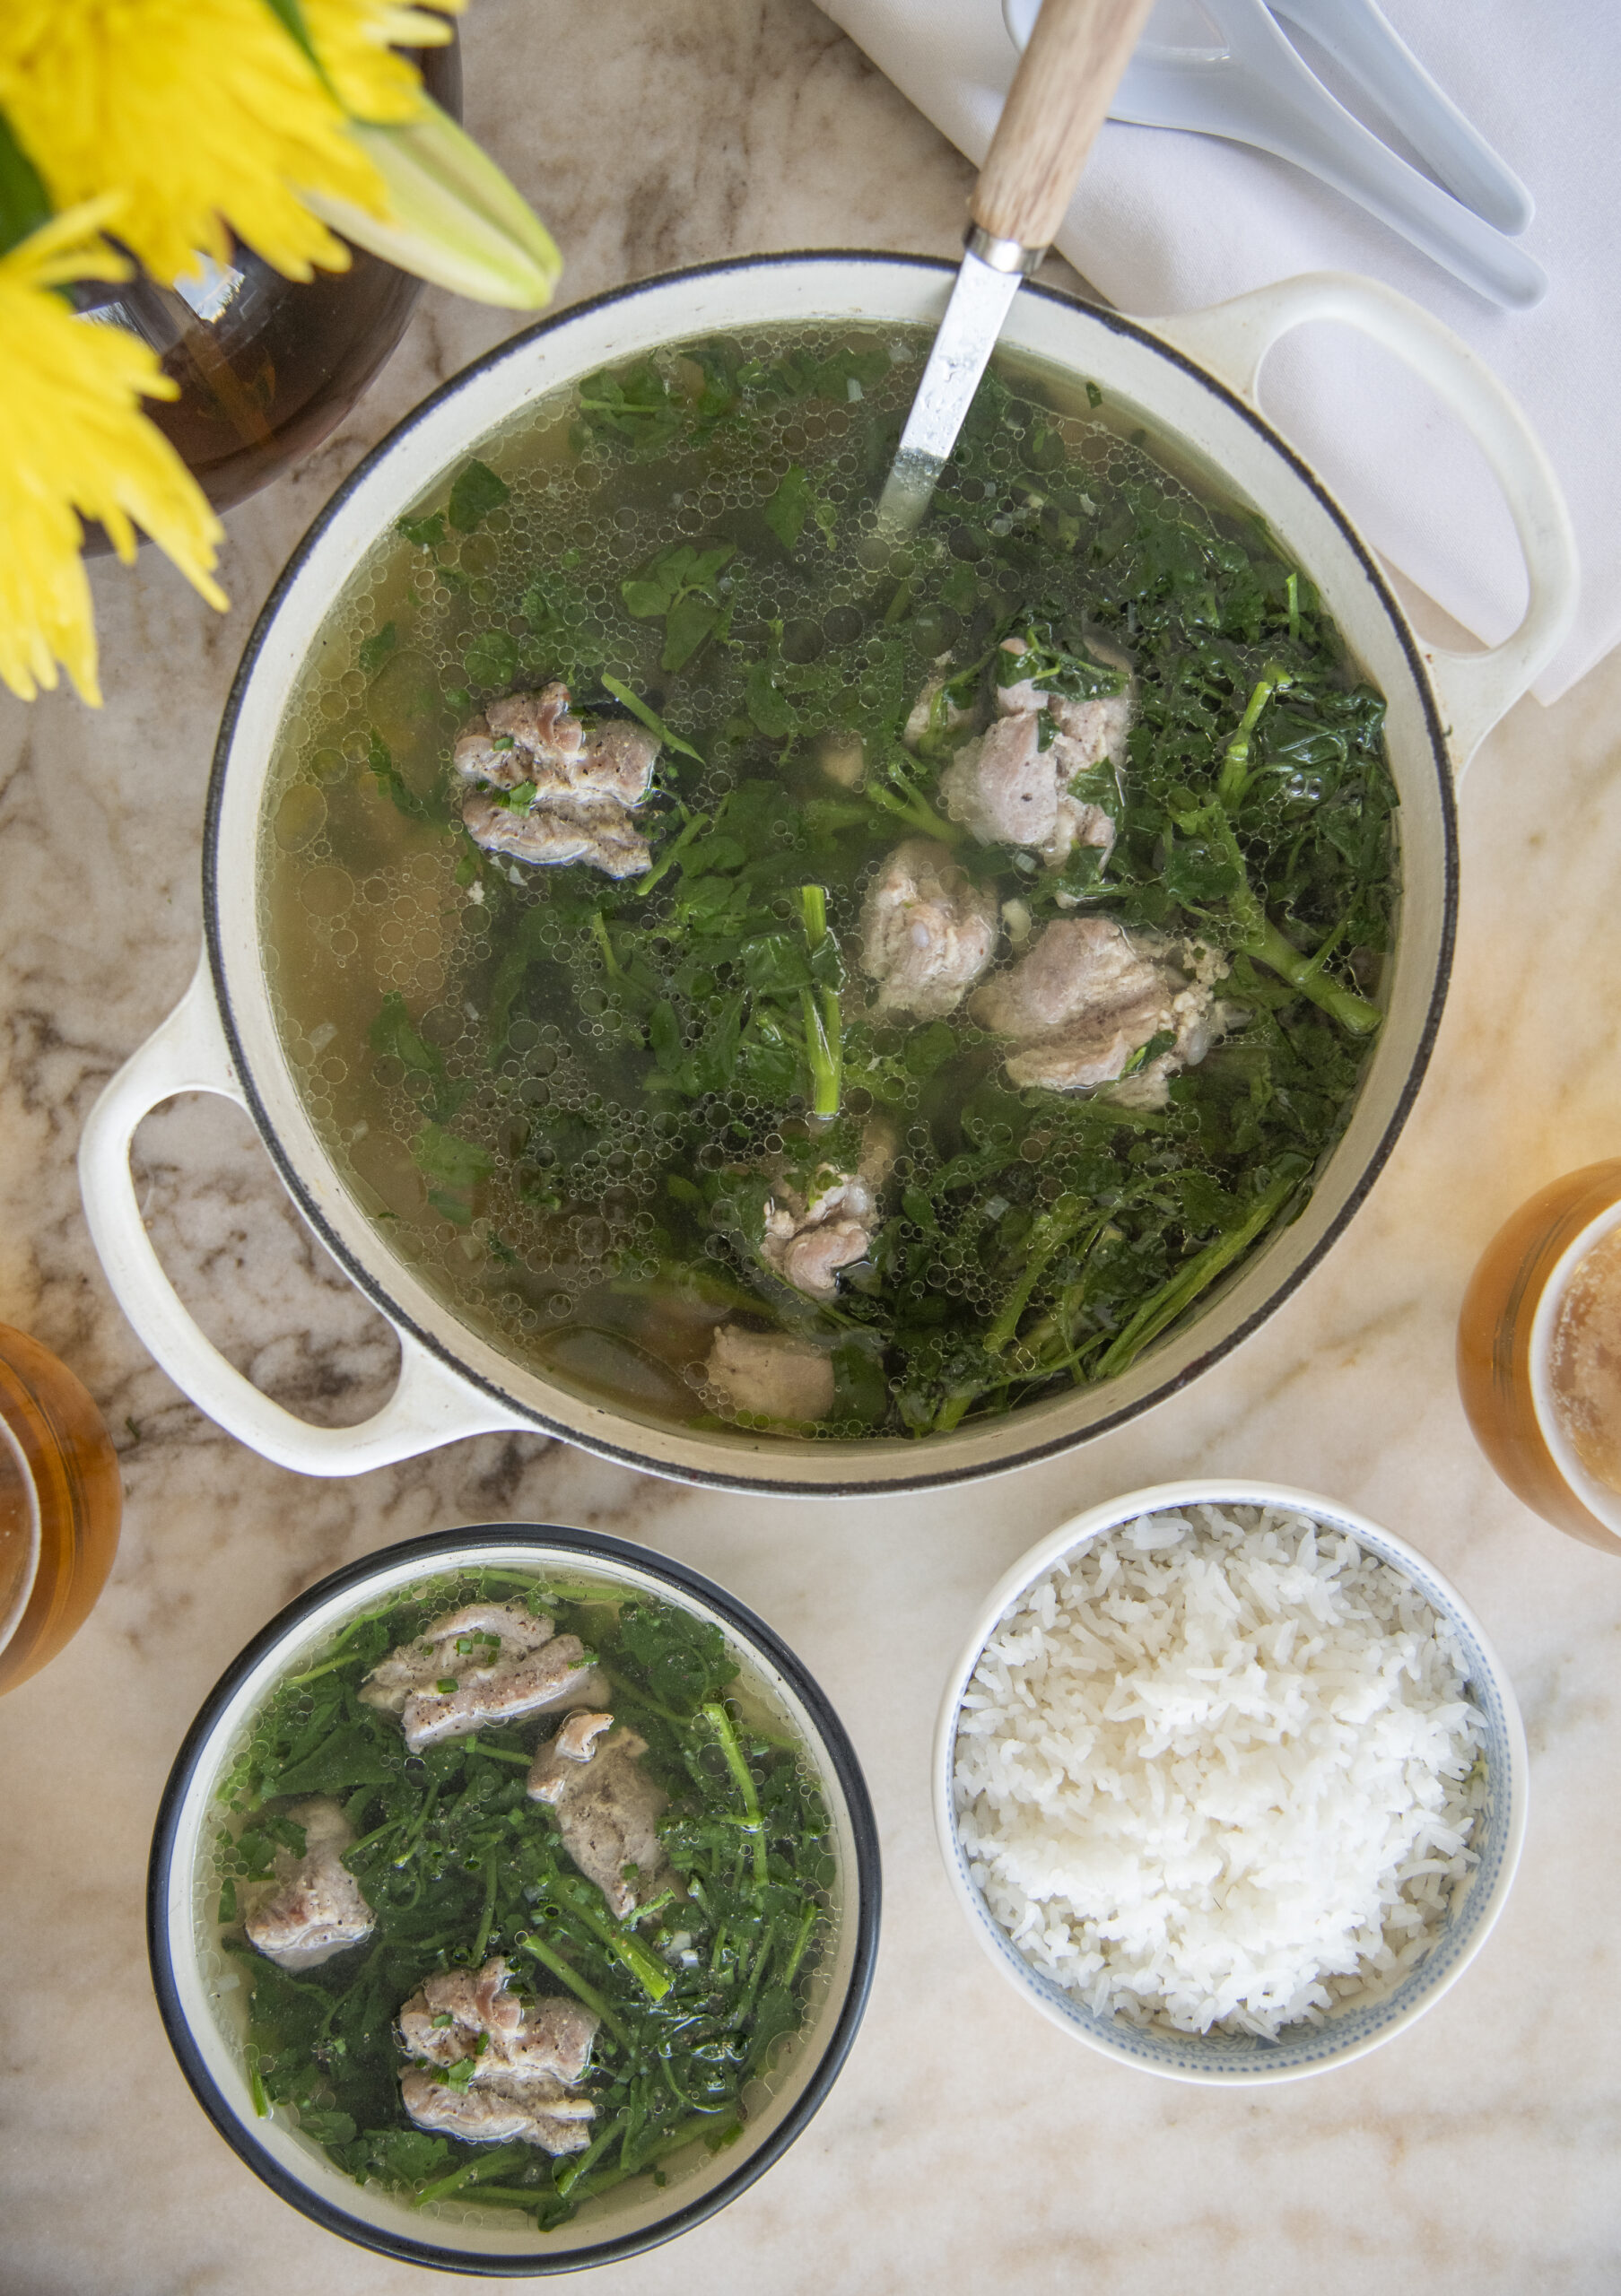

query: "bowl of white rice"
left=934, top=1482, right=1527, bottom=2083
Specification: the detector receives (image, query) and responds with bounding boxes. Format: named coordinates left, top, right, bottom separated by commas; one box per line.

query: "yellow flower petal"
left=302, top=0, right=463, bottom=125
left=0, top=206, right=227, bottom=709
left=0, top=0, right=392, bottom=285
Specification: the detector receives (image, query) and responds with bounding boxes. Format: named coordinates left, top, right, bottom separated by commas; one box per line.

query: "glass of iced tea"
left=1457, top=1162, right=1621, bottom=1556
left=0, top=1323, right=123, bottom=1694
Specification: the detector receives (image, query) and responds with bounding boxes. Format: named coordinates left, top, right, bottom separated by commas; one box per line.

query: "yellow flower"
left=0, top=0, right=394, bottom=285
left=303, top=0, right=462, bottom=125
left=0, top=202, right=226, bottom=709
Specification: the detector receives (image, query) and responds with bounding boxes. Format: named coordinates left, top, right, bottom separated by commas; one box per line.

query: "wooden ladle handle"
left=972, top=0, right=1158, bottom=252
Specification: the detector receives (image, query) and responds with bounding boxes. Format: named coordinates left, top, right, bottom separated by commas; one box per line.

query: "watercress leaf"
left=463, top=629, right=520, bottom=689
left=623, top=544, right=705, bottom=622
left=355, top=2128, right=455, bottom=2188
left=740, top=933, right=812, bottom=996
left=370, top=991, right=443, bottom=1079
left=736, top=1033, right=799, bottom=1103
left=298, top=2109, right=358, bottom=2146
left=574, top=361, right=681, bottom=455
left=806, top=933, right=844, bottom=992
left=1177, top=1170, right=1247, bottom=1233
left=745, top=658, right=797, bottom=738
left=447, top=458, right=510, bottom=533
left=832, top=1335, right=889, bottom=1425
left=693, top=997, right=744, bottom=1093
left=763, top=465, right=811, bottom=549
left=1162, top=834, right=1242, bottom=910
left=743, top=1983, right=800, bottom=2074
left=690, top=544, right=736, bottom=587
left=396, top=510, right=446, bottom=548
left=363, top=729, right=448, bottom=827
left=616, top=1600, right=736, bottom=1713
left=662, top=593, right=720, bottom=674
left=707, top=1171, right=773, bottom=1248
left=412, top=1123, right=494, bottom=1195
left=648, top=1000, right=684, bottom=1072
left=678, top=831, right=748, bottom=876
left=358, top=622, right=397, bottom=674
left=622, top=578, right=675, bottom=620
left=1261, top=710, right=1348, bottom=770
left=903, top=1019, right=959, bottom=1078
left=519, top=572, right=591, bottom=669
left=274, top=1723, right=397, bottom=1796
left=810, top=345, right=889, bottom=401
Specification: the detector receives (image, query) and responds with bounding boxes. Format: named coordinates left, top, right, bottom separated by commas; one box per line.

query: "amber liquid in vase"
left=74, top=37, right=460, bottom=517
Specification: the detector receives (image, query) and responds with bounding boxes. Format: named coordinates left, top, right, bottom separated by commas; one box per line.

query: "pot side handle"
left=1146, top=272, right=1579, bottom=771
left=77, top=958, right=530, bottom=1477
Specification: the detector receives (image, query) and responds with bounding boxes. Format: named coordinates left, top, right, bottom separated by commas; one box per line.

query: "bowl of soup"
left=81, top=255, right=1576, bottom=1491
left=148, top=1522, right=879, bottom=2271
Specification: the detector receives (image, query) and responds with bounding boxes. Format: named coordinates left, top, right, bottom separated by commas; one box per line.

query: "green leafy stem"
left=529, top=1874, right=673, bottom=2005
left=797, top=883, right=842, bottom=1120
left=702, top=1701, right=768, bottom=1890
left=862, top=748, right=963, bottom=846
left=1094, top=1165, right=1303, bottom=1378
left=1177, top=673, right=1383, bottom=1039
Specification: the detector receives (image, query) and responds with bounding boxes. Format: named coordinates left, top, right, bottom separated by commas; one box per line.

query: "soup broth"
left=260, top=322, right=1397, bottom=1439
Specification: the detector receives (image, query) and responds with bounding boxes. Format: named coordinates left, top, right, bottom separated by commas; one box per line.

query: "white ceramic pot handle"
left=1147, top=272, right=1579, bottom=770
left=78, top=957, right=530, bottom=1476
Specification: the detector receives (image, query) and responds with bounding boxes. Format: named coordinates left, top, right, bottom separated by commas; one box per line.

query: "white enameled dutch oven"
left=78, top=256, right=1577, bottom=1492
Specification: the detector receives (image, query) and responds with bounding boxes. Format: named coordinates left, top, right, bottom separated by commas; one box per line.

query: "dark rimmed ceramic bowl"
left=149, top=1524, right=880, bottom=2274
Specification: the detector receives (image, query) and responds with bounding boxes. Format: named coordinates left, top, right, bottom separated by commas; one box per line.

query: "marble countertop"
left=3, top=3, right=1619, bottom=2290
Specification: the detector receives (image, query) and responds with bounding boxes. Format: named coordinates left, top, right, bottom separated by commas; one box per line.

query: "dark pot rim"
left=202, top=251, right=1455, bottom=1495
left=147, top=1521, right=883, bottom=2274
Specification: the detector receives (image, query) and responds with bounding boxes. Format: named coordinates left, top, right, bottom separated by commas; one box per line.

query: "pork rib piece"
left=361, top=1599, right=605, bottom=1752
left=457, top=681, right=658, bottom=879
left=527, top=1713, right=672, bottom=1918
left=462, top=789, right=650, bottom=880
left=940, top=635, right=1133, bottom=868
left=399, top=2071, right=596, bottom=2155
left=242, top=1796, right=375, bottom=1971
left=397, top=1958, right=597, bottom=2085
left=397, top=1955, right=599, bottom=2156
left=858, top=838, right=998, bottom=1022
left=704, top=1326, right=836, bottom=1425
left=361, top=1601, right=556, bottom=1712
left=972, top=917, right=1230, bottom=1100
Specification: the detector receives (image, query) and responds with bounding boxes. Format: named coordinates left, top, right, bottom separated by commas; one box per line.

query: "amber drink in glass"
left=1457, top=1162, right=1621, bottom=1556
left=0, top=1324, right=123, bottom=1693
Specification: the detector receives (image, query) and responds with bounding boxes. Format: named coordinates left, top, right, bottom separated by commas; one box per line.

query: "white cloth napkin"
left=815, top=0, right=1618, bottom=704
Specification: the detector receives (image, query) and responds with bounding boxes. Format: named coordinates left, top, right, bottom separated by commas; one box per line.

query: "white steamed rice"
left=954, top=1504, right=1486, bottom=2039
